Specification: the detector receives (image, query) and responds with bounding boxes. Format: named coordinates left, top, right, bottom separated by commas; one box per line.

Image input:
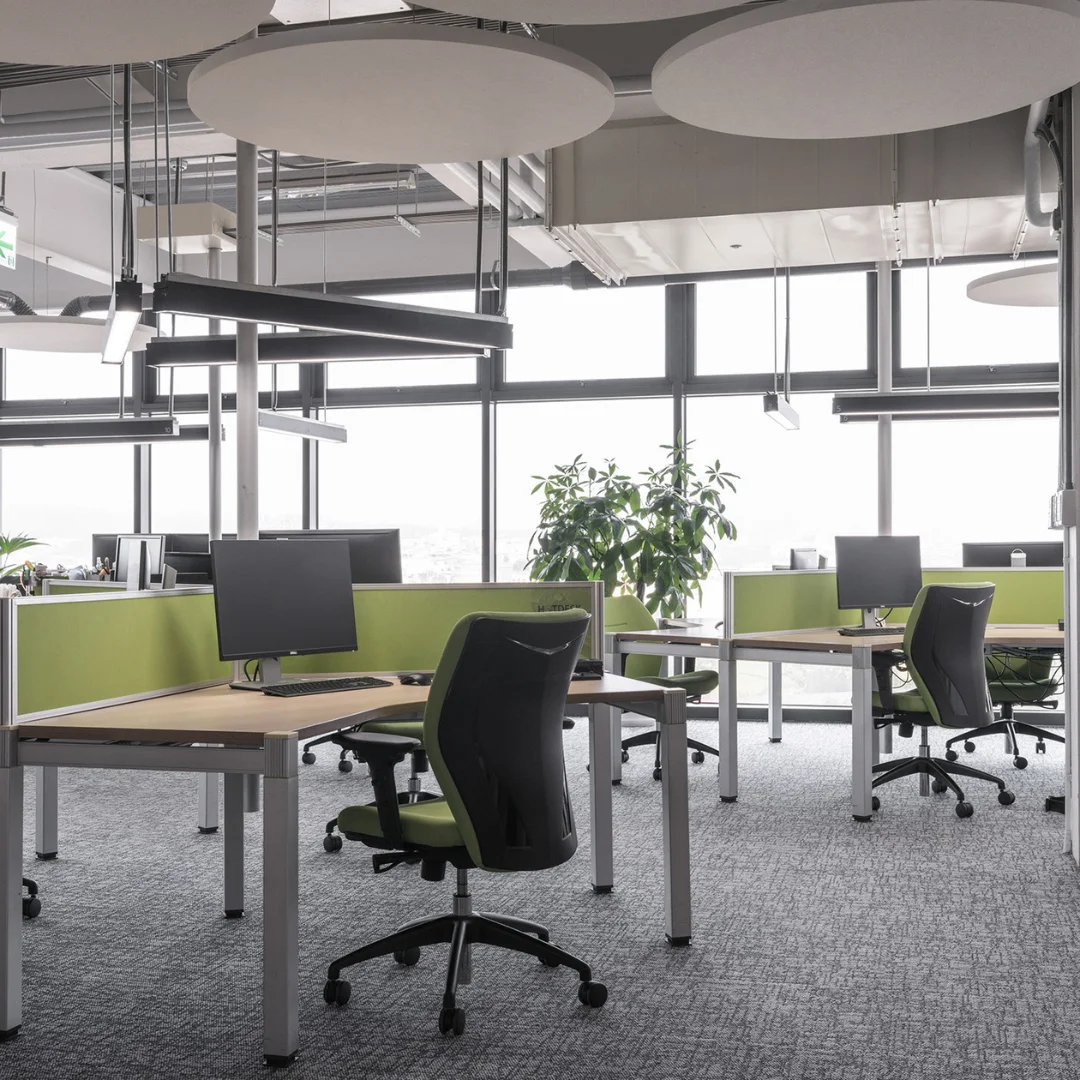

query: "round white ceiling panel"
left=188, top=25, right=615, bottom=163
left=654, top=0, right=1080, bottom=140
left=967, top=264, right=1059, bottom=308
left=0, top=318, right=154, bottom=354
left=431, top=1, right=744, bottom=24
left=0, top=0, right=274, bottom=65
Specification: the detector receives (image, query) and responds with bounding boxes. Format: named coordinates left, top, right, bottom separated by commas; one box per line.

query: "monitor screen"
left=210, top=539, right=358, bottom=662
left=835, top=536, right=923, bottom=611
left=114, top=534, right=165, bottom=586
left=258, top=529, right=402, bottom=584
left=961, top=541, right=1063, bottom=568
left=790, top=548, right=819, bottom=570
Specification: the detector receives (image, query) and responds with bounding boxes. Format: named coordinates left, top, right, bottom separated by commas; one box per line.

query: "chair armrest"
left=871, top=650, right=904, bottom=714
left=333, top=731, right=421, bottom=848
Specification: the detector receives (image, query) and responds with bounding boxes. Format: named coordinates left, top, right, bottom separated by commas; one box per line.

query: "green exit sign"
left=0, top=208, right=17, bottom=270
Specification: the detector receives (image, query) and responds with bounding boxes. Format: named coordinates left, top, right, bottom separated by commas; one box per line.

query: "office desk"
left=0, top=674, right=689, bottom=1065
left=723, top=625, right=1065, bottom=820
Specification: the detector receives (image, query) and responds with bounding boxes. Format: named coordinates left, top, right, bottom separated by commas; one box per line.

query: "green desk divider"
left=284, top=583, right=600, bottom=674
left=42, top=582, right=126, bottom=596
left=728, top=568, right=1064, bottom=636
left=16, top=591, right=228, bottom=718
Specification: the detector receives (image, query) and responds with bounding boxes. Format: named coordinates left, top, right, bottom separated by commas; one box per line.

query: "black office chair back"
left=426, top=610, right=590, bottom=874
left=906, top=583, right=995, bottom=729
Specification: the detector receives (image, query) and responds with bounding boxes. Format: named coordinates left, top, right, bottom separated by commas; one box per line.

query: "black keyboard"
left=262, top=676, right=393, bottom=698
left=837, top=626, right=902, bottom=637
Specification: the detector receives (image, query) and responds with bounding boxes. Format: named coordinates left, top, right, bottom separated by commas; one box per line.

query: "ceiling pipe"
left=482, top=159, right=544, bottom=218
left=438, top=161, right=526, bottom=220
left=1025, top=99, right=1056, bottom=231
left=0, top=291, right=36, bottom=316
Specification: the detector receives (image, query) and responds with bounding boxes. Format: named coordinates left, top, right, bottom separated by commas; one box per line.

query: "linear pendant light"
left=839, top=410, right=1055, bottom=424
left=832, top=390, right=1059, bottom=419
left=257, top=411, right=347, bottom=443
left=153, top=272, right=512, bottom=350
left=0, top=417, right=212, bottom=446
left=101, top=278, right=145, bottom=365
left=146, top=332, right=481, bottom=368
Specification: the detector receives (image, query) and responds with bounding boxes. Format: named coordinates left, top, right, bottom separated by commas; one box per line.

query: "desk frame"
left=0, top=677, right=689, bottom=1065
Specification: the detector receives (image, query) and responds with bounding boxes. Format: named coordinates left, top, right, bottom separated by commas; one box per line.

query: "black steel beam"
left=146, top=332, right=482, bottom=367
left=834, top=389, right=1059, bottom=416
left=153, top=272, right=513, bottom=350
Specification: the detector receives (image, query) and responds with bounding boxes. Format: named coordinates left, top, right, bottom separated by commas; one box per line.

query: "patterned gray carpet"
left=4, top=721, right=1077, bottom=1080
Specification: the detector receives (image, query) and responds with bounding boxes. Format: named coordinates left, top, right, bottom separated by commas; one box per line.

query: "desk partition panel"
left=3, top=581, right=602, bottom=721
left=724, top=568, right=1064, bottom=636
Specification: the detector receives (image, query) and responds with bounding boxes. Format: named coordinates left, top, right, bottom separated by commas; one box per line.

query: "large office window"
left=1, top=442, right=133, bottom=567
left=697, top=270, right=869, bottom=375
left=6, top=349, right=132, bottom=401
left=503, top=285, right=665, bottom=382
left=900, top=257, right=1058, bottom=369
left=496, top=397, right=671, bottom=580
left=318, top=404, right=482, bottom=582
left=893, top=415, right=1059, bottom=565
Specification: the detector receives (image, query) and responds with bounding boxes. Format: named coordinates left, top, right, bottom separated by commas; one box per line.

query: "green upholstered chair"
left=871, top=583, right=1015, bottom=819
left=944, top=651, right=1064, bottom=770
left=605, top=594, right=720, bottom=779
left=321, top=609, right=608, bottom=1037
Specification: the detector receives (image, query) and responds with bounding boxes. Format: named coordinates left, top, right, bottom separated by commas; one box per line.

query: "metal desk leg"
left=223, top=773, right=245, bottom=918
left=852, top=648, right=875, bottom=822
left=34, top=766, right=57, bottom=860
left=768, top=663, right=783, bottom=743
left=198, top=772, right=219, bottom=834
left=0, top=728, right=22, bottom=1041
left=659, top=689, right=691, bottom=946
left=588, top=702, right=615, bottom=894
left=717, top=641, right=738, bottom=803
left=262, top=734, right=299, bottom=1067
left=609, top=709, right=623, bottom=785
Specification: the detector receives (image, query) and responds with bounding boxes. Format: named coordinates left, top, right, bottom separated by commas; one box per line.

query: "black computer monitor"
left=210, top=540, right=358, bottom=670
left=961, top=541, right=1063, bottom=568
left=165, top=533, right=210, bottom=554
left=164, top=551, right=213, bottom=584
left=835, top=536, right=923, bottom=618
left=257, top=529, right=402, bottom=583
left=114, top=534, right=165, bottom=590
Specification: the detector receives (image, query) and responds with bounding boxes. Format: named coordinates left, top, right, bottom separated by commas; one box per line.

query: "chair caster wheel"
left=998, top=790, right=1016, bottom=806
left=584, top=763, right=589, bottom=773
left=22, top=896, right=41, bottom=920
left=652, top=767, right=662, bottom=781
left=438, top=1007, right=466, bottom=1036
left=1013, top=757, right=1028, bottom=770
left=691, top=751, right=705, bottom=765
left=931, top=779, right=948, bottom=794
left=871, top=796, right=880, bottom=812
left=323, top=979, right=351, bottom=1007
left=621, top=750, right=630, bottom=764
left=301, top=751, right=316, bottom=765
left=578, top=980, right=608, bottom=1008
left=963, top=741, right=976, bottom=753
left=945, top=749, right=958, bottom=762
left=323, top=833, right=342, bottom=853
left=955, top=801, right=974, bottom=819
left=1036, top=741, right=1046, bottom=755
left=393, top=947, right=421, bottom=967
left=338, top=758, right=354, bottom=773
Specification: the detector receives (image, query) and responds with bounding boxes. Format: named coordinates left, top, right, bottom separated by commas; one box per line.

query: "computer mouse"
left=399, top=672, right=432, bottom=687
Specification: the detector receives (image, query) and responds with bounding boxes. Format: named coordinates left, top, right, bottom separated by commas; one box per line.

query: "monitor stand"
left=862, top=608, right=879, bottom=630
left=230, top=656, right=283, bottom=692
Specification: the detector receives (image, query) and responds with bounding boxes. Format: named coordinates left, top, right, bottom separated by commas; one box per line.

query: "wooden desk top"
left=733, top=624, right=1064, bottom=654
left=15, top=674, right=667, bottom=748
left=612, top=625, right=724, bottom=646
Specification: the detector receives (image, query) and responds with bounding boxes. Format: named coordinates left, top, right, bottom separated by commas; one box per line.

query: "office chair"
left=944, top=650, right=1064, bottom=770
left=871, top=583, right=1015, bottom=819
left=22, top=877, right=40, bottom=919
left=605, top=594, right=719, bottom=780
left=321, top=610, right=607, bottom=1036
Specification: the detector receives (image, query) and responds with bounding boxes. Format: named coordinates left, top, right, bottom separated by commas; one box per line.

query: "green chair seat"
left=988, top=680, right=1059, bottom=705
left=639, top=669, right=719, bottom=697
left=360, top=718, right=425, bottom=740
left=872, top=690, right=930, bottom=714
left=337, top=797, right=463, bottom=849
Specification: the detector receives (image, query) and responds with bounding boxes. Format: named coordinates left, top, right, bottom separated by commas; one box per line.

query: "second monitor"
left=835, top=535, right=923, bottom=634
left=258, top=529, right=401, bottom=584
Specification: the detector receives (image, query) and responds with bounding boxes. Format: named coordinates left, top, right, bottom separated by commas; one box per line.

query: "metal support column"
left=300, top=364, right=321, bottom=530
left=235, top=110, right=259, bottom=540
left=666, top=284, right=693, bottom=448
left=480, top=290, right=499, bottom=581
left=876, top=262, right=894, bottom=755
left=132, top=351, right=151, bottom=533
